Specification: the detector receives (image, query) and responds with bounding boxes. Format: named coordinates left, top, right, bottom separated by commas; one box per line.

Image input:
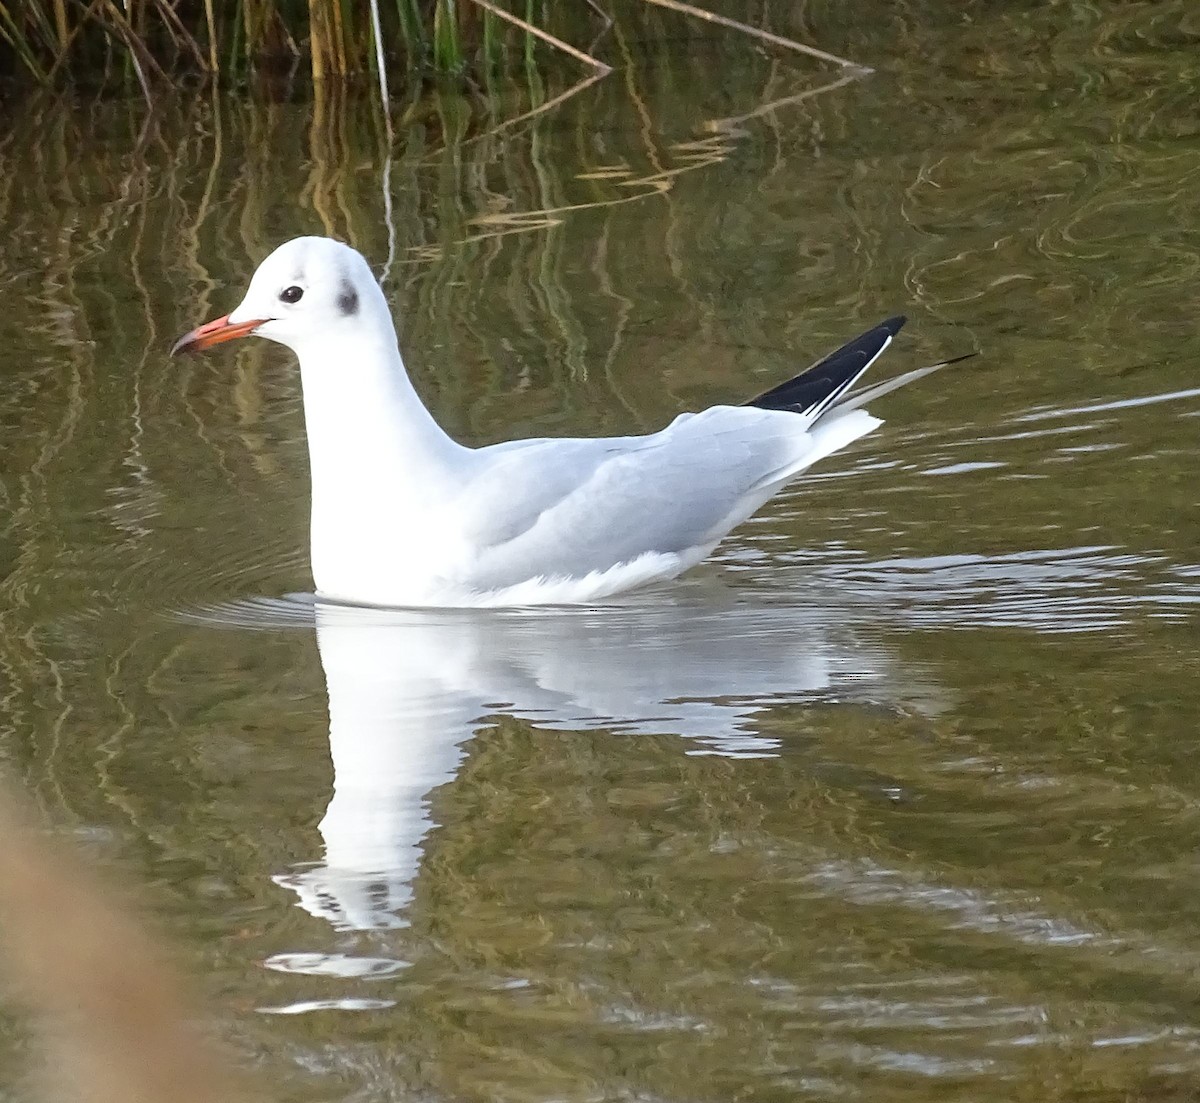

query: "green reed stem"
left=432, top=0, right=462, bottom=71
left=523, top=0, right=534, bottom=69
left=394, top=0, right=425, bottom=59
left=0, top=0, right=618, bottom=82
left=481, top=4, right=498, bottom=73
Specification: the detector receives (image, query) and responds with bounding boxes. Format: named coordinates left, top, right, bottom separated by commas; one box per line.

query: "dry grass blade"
left=465, top=0, right=612, bottom=73
left=330, top=0, right=348, bottom=74
left=152, top=0, right=209, bottom=70
left=369, top=0, right=391, bottom=114
left=415, top=65, right=607, bottom=166
left=639, top=0, right=868, bottom=71
left=581, top=0, right=612, bottom=26
left=51, top=0, right=69, bottom=48
left=308, top=0, right=326, bottom=79
left=17, top=0, right=58, bottom=48
left=705, top=68, right=865, bottom=133
left=45, top=0, right=104, bottom=79
left=202, top=0, right=216, bottom=69
left=0, top=2, right=51, bottom=82
left=95, top=0, right=167, bottom=100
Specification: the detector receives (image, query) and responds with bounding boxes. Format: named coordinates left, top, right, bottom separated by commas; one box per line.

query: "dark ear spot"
left=337, top=280, right=359, bottom=317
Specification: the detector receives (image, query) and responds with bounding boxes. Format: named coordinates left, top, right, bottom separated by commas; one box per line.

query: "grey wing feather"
left=461, top=408, right=809, bottom=584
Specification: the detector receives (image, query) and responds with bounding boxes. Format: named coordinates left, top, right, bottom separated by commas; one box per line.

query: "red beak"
left=170, top=314, right=268, bottom=356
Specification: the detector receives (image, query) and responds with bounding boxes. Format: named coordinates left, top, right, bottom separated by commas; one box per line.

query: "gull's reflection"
left=232, top=586, right=943, bottom=933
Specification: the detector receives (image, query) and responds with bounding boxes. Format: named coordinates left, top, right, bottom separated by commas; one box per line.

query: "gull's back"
left=442, top=399, right=882, bottom=605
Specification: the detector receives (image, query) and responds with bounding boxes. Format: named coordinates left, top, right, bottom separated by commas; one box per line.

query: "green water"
left=1, top=3, right=1199, bottom=1100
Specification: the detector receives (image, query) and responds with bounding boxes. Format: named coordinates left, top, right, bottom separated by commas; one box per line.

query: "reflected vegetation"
left=1, top=2, right=1199, bottom=1101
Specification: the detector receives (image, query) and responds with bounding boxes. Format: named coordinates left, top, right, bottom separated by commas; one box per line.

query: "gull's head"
left=171, top=236, right=385, bottom=357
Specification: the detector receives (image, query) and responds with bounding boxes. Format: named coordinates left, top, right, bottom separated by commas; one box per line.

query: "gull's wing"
left=449, top=316, right=969, bottom=594
left=455, top=403, right=879, bottom=589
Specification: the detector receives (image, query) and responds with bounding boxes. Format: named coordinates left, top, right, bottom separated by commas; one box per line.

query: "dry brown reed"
left=0, top=787, right=258, bottom=1103
left=0, top=0, right=861, bottom=98
left=0, top=0, right=607, bottom=89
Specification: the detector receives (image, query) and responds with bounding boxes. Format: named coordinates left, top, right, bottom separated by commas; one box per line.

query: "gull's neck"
left=296, top=328, right=459, bottom=478
left=292, top=317, right=469, bottom=597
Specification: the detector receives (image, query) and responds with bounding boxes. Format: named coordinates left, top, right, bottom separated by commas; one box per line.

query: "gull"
left=172, top=236, right=970, bottom=608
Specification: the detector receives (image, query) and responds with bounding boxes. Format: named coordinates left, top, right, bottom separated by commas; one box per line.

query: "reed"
left=0, top=0, right=596, bottom=87
left=0, top=1, right=860, bottom=93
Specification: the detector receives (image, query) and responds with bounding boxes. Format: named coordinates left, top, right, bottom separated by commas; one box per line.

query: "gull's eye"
left=280, top=285, right=304, bottom=304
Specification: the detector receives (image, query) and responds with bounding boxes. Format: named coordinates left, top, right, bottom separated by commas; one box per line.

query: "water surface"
left=1, top=3, right=1199, bottom=1100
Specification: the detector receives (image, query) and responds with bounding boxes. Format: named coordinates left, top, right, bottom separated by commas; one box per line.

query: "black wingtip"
left=744, top=314, right=907, bottom=416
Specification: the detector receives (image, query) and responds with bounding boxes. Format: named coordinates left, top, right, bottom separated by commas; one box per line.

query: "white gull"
left=172, top=236, right=968, bottom=608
